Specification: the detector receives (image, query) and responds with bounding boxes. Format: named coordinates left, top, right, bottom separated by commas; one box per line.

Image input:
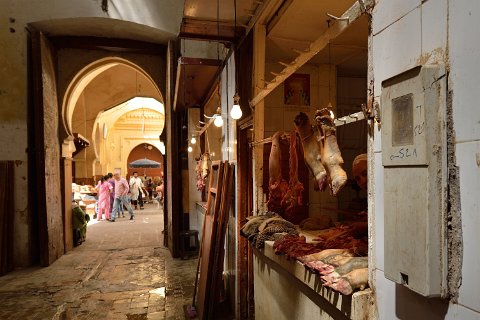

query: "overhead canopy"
left=128, top=158, right=162, bottom=168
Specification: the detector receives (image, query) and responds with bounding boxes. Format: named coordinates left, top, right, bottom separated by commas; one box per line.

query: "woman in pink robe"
left=96, top=175, right=113, bottom=221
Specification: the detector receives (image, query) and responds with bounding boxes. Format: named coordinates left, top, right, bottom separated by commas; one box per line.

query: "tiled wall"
left=371, top=0, right=480, bottom=318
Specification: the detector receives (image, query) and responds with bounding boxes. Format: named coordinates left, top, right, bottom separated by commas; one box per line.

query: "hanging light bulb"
left=230, top=93, right=242, bottom=120
left=191, top=136, right=197, bottom=144
left=188, top=146, right=193, bottom=153
left=214, top=115, right=223, bottom=127
left=214, top=107, right=223, bottom=127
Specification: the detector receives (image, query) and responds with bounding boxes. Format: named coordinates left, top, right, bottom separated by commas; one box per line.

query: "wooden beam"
left=179, top=57, right=222, bottom=67
left=50, top=36, right=166, bottom=54
left=173, top=58, right=182, bottom=112
left=252, top=23, right=266, bottom=215
left=179, top=18, right=245, bottom=43
left=249, top=0, right=374, bottom=108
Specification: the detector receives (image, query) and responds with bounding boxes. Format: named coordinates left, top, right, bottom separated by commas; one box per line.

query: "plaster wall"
left=371, top=0, right=480, bottom=318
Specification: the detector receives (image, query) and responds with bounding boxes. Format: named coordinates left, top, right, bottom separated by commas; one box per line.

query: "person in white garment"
left=129, top=171, right=144, bottom=210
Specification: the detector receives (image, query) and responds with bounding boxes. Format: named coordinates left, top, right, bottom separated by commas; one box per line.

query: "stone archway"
left=62, top=57, right=164, bottom=139
left=126, top=143, right=164, bottom=180
left=58, top=57, right=166, bottom=252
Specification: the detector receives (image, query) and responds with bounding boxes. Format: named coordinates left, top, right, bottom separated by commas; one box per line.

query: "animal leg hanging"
left=294, top=112, right=328, bottom=191
left=315, top=108, right=347, bottom=196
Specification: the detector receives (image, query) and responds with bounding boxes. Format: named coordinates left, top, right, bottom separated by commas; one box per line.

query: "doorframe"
left=237, top=115, right=254, bottom=319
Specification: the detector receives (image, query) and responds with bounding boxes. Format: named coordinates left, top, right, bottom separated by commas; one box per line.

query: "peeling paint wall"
left=371, top=0, right=480, bottom=318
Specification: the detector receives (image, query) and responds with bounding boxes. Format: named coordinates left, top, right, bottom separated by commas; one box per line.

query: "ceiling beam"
left=50, top=36, right=166, bottom=54
left=249, top=0, right=374, bottom=108
left=179, top=18, right=245, bottom=43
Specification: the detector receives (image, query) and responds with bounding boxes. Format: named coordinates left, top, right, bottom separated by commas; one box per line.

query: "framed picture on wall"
left=284, top=73, right=310, bottom=106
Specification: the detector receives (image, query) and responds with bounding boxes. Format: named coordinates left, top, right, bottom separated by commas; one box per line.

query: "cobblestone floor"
left=0, top=204, right=197, bottom=320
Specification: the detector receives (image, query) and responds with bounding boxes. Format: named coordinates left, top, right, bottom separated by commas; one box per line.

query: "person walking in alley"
left=129, top=171, right=144, bottom=210
left=107, top=173, right=116, bottom=217
left=95, top=175, right=113, bottom=221
left=111, top=171, right=135, bottom=222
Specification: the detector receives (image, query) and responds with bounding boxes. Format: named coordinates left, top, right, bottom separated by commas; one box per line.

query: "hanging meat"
left=267, top=131, right=305, bottom=223
left=195, top=152, right=210, bottom=191
left=280, top=129, right=305, bottom=221
left=267, top=132, right=290, bottom=214
left=294, top=112, right=328, bottom=192
left=315, top=108, right=347, bottom=196
left=195, top=159, right=205, bottom=191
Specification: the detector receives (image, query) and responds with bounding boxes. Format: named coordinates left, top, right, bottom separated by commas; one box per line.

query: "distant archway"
left=126, top=143, right=164, bottom=180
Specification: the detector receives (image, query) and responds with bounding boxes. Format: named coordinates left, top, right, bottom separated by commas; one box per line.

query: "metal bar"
left=326, top=13, right=350, bottom=21
left=333, top=111, right=365, bottom=127
left=249, top=0, right=374, bottom=108
left=250, top=110, right=366, bottom=146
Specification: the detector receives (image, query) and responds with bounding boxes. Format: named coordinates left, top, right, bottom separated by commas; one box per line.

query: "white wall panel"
left=372, top=0, right=420, bottom=35
left=449, top=0, right=480, bottom=142
left=421, top=0, right=448, bottom=63
left=372, top=8, right=422, bottom=92
left=456, top=141, right=480, bottom=313
left=445, top=304, right=480, bottom=320
left=373, top=152, right=384, bottom=272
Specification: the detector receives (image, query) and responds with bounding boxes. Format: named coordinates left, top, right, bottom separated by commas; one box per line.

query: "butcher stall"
left=240, top=105, right=373, bottom=319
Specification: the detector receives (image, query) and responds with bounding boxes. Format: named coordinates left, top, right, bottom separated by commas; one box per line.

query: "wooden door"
left=29, top=27, right=64, bottom=266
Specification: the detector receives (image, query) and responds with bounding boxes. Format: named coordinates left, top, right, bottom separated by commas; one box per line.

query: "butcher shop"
left=182, top=0, right=473, bottom=319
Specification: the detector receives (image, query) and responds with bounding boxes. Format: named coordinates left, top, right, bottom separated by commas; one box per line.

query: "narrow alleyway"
left=0, top=204, right=197, bottom=320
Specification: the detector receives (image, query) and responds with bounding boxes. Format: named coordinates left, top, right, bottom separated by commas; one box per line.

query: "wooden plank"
left=237, top=118, right=253, bottom=319
left=249, top=0, right=374, bottom=107
left=197, top=161, right=225, bottom=320
left=0, top=161, right=14, bottom=275
left=209, top=163, right=235, bottom=319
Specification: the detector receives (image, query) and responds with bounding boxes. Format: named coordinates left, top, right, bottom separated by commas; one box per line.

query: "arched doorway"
left=28, top=29, right=171, bottom=266
left=126, top=143, right=164, bottom=180
left=63, top=59, right=166, bottom=246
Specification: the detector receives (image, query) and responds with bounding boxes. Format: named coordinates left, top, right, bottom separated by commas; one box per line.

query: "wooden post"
left=252, top=24, right=266, bottom=215
left=62, top=158, right=73, bottom=251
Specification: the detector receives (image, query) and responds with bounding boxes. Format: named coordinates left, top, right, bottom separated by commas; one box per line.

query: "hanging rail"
left=250, top=109, right=366, bottom=147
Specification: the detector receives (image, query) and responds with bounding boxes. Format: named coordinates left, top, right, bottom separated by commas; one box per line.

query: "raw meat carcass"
left=195, top=159, right=205, bottom=191
left=280, top=129, right=304, bottom=220
left=201, top=152, right=210, bottom=179
left=273, top=235, right=323, bottom=260
left=294, top=112, right=328, bottom=191
left=314, top=108, right=347, bottom=196
left=298, top=248, right=354, bottom=264
left=267, top=132, right=290, bottom=214
left=195, top=152, right=211, bottom=191
left=267, top=131, right=305, bottom=223
left=320, top=257, right=369, bottom=284
left=326, top=268, right=369, bottom=295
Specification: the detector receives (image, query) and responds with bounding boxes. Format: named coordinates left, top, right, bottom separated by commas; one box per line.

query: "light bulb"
left=187, top=146, right=193, bottom=153
left=230, top=103, right=242, bottom=120
left=191, top=136, right=196, bottom=144
left=214, top=115, right=223, bottom=127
